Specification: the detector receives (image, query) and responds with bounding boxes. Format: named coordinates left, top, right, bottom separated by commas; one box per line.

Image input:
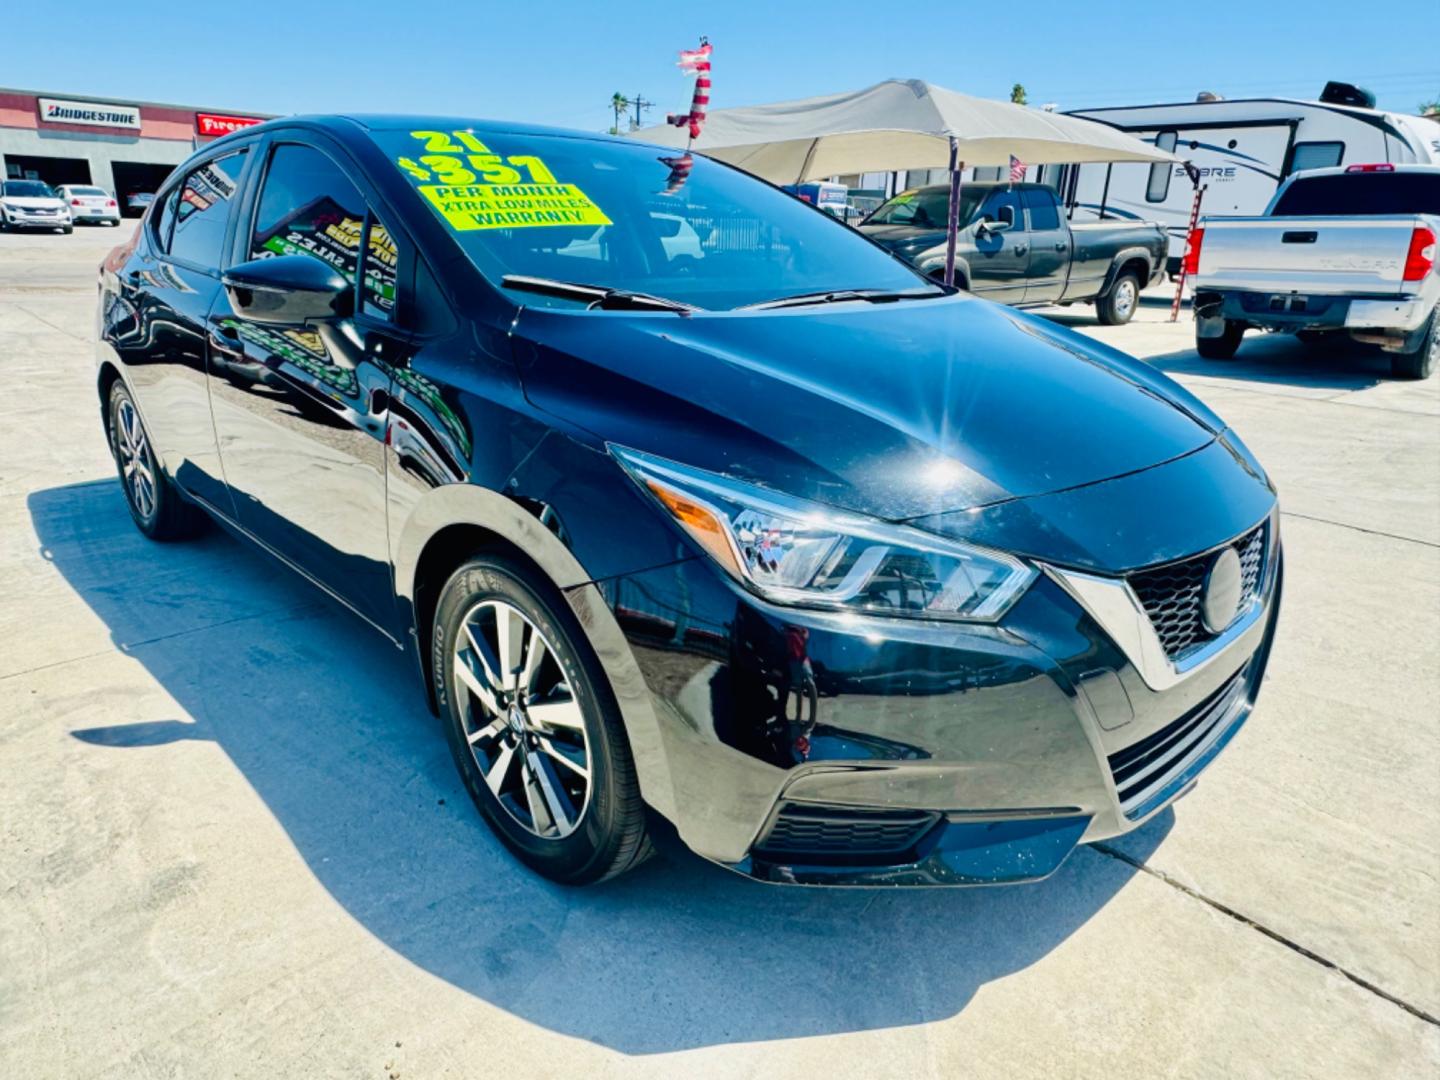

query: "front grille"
left=754, top=804, right=940, bottom=865
left=1108, top=665, right=1249, bottom=818
left=1128, top=524, right=1267, bottom=658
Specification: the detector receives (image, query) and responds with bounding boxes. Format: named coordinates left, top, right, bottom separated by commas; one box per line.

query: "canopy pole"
left=943, top=137, right=963, bottom=289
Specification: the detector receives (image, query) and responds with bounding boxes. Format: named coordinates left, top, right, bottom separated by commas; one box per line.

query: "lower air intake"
left=755, top=804, right=941, bottom=865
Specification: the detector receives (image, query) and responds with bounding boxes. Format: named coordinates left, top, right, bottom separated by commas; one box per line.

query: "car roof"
left=257, top=113, right=654, bottom=150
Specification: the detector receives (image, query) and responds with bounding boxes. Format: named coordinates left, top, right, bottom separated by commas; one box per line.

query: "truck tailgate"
left=1195, top=216, right=1421, bottom=296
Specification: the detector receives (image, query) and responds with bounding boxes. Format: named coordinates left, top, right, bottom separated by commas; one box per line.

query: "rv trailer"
left=1043, top=82, right=1440, bottom=273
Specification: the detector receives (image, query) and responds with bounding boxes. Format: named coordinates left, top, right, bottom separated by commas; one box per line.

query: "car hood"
left=513, top=293, right=1222, bottom=521
left=859, top=223, right=947, bottom=256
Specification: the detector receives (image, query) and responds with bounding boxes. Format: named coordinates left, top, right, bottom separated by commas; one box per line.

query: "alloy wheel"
left=115, top=398, right=157, bottom=520
left=1114, top=278, right=1137, bottom=321
left=453, top=599, right=592, bottom=839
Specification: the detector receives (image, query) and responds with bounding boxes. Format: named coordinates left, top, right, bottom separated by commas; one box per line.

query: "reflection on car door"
left=967, top=188, right=1030, bottom=304
left=1019, top=187, right=1068, bottom=304
left=207, top=139, right=400, bottom=633
left=103, top=148, right=250, bottom=514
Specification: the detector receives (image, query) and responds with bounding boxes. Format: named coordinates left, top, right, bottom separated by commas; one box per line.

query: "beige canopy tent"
left=635, top=79, right=1180, bottom=285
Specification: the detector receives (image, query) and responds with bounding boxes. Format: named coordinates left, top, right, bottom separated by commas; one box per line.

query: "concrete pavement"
left=1, top=226, right=1436, bottom=1078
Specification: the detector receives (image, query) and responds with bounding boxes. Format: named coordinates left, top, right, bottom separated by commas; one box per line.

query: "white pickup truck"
left=1188, top=164, right=1439, bottom=379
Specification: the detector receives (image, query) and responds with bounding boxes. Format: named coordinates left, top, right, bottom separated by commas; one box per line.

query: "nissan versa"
left=96, top=115, right=1283, bottom=887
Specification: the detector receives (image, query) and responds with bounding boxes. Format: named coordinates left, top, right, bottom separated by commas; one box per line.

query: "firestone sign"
left=196, top=113, right=264, bottom=138
left=38, top=97, right=141, bottom=130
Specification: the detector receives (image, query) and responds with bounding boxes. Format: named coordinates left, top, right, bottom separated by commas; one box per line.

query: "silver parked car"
left=0, top=179, right=72, bottom=234
left=56, top=184, right=121, bottom=227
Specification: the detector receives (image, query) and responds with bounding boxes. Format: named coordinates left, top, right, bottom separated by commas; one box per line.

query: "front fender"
left=391, top=481, right=683, bottom=828
left=917, top=252, right=972, bottom=287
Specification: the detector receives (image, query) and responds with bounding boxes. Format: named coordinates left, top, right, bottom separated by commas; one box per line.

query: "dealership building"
left=0, top=88, right=270, bottom=212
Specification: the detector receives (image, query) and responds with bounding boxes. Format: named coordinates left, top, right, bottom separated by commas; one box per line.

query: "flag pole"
left=943, top=137, right=963, bottom=289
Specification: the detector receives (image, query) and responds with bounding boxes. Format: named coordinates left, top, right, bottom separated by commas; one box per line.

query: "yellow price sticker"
left=419, top=183, right=612, bottom=231
left=397, top=131, right=609, bottom=232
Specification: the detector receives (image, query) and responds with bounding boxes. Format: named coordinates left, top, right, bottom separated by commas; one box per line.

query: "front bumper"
left=593, top=510, right=1283, bottom=887
left=3, top=210, right=70, bottom=228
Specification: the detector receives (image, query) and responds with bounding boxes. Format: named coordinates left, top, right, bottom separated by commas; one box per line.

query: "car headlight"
left=613, top=446, right=1035, bottom=622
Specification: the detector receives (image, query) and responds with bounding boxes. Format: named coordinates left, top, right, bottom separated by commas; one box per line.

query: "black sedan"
left=96, top=115, right=1282, bottom=887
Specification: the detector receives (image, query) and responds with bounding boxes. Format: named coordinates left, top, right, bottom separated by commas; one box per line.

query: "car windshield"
left=1272, top=172, right=1440, bottom=216
left=373, top=128, right=928, bottom=310
left=3, top=181, right=55, bottom=198
left=865, top=187, right=983, bottom=229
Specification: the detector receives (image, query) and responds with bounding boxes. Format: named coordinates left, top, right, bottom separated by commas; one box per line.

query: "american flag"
left=1009, top=154, right=1028, bottom=182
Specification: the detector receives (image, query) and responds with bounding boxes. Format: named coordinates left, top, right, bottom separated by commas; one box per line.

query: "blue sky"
left=4, top=1, right=1436, bottom=127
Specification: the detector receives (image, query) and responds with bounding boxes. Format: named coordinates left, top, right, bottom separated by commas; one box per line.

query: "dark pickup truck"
left=860, top=182, right=1168, bottom=324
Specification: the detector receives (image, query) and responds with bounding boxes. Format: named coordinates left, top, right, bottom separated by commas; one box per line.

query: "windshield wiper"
left=738, top=287, right=946, bottom=311
left=501, top=274, right=698, bottom=314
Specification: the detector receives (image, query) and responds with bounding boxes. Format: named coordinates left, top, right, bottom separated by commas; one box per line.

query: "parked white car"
left=55, top=184, right=121, bottom=227
left=0, top=180, right=72, bottom=234
left=1189, top=164, right=1439, bottom=379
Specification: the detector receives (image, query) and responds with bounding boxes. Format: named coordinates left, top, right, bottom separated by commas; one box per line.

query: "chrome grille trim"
left=1108, top=665, right=1250, bottom=819
left=1043, top=512, right=1278, bottom=693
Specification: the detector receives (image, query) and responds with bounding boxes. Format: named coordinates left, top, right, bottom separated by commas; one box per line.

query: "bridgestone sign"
left=38, top=97, right=141, bottom=130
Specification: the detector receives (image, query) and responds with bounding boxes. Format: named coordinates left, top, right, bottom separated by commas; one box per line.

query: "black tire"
left=1096, top=271, right=1141, bottom=325
left=1196, top=320, right=1245, bottom=360
left=62, top=226, right=74, bottom=235
left=1390, top=312, right=1437, bottom=380
left=107, top=381, right=207, bottom=540
left=433, top=555, right=651, bottom=885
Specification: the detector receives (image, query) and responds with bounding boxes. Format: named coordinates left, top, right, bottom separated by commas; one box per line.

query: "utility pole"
left=630, top=93, right=654, bottom=131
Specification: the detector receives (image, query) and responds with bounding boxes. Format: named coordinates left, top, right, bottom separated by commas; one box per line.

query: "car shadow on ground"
left=1038, top=306, right=1394, bottom=392
left=1144, top=334, right=1394, bottom=393
left=30, top=478, right=1170, bottom=1055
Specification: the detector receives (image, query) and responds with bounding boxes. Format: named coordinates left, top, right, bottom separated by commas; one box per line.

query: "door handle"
left=1014, top=245, right=1028, bottom=256
left=209, top=323, right=242, bottom=353
left=1055, top=241, right=1068, bottom=251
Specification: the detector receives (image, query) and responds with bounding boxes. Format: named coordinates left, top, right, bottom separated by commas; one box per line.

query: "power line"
left=629, top=93, right=655, bottom=131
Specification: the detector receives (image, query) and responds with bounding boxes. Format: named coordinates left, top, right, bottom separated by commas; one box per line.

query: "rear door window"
left=168, top=150, right=248, bottom=269
left=1022, top=187, right=1061, bottom=231
left=150, top=187, right=179, bottom=253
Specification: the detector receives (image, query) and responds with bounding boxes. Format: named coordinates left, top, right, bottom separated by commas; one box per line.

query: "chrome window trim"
left=1042, top=512, right=1278, bottom=692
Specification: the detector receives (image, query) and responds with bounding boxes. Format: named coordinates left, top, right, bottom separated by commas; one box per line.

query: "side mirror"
left=979, top=216, right=1012, bottom=236
left=222, top=254, right=353, bottom=325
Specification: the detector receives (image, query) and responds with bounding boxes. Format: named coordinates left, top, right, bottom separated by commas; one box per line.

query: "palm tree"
left=611, top=92, right=630, bottom=135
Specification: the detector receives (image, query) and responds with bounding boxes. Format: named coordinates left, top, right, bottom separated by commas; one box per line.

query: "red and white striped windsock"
left=667, top=39, right=712, bottom=142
